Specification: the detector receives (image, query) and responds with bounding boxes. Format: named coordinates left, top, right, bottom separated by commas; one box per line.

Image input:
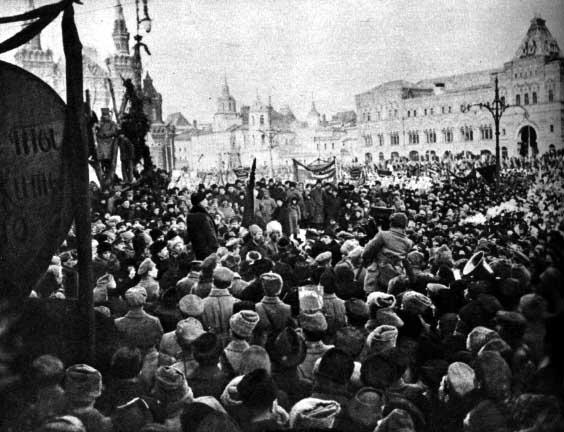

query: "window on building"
left=407, top=110, right=411, bottom=117
left=408, top=131, right=420, bottom=144
left=260, top=115, right=264, bottom=125
left=390, top=132, right=400, bottom=146
left=441, top=106, right=445, bottom=114
left=424, top=108, right=427, bottom=116
left=426, top=129, right=437, bottom=143
left=367, top=112, right=371, bottom=121
left=443, top=128, right=453, bottom=143
left=532, top=92, right=537, bottom=104
left=430, top=108, right=434, bottom=115
left=461, top=126, right=474, bottom=141
left=481, top=125, right=493, bottom=140
left=379, top=152, right=385, bottom=161
left=448, top=106, right=452, bottom=113
left=502, top=147, right=508, bottom=159
left=317, top=143, right=320, bottom=150
left=550, top=124, right=554, bottom=132
left=413, top=110, right=417, bottom=117
left=502, top=128, right=506, bottom=136
left=548, top=89, right=554, bottom=102
left=394, top=109, right=398, bottom=118
left=500, top=96, right=506, bottom=106
left=324, top=143, right=327, bottom=150
left=332, top=142, right=335, bottom=149
left=516, top=94, right=521, bottom=105
left=378, top=134, right=384, bottom=146
left=524, top=93, right=529, bottom=105
left=261, top=134, right=265, bottom=145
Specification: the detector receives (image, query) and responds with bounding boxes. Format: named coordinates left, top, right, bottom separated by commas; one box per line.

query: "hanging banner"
left=0, top=61, right=74, bottom=295
left=233, top=166, right=250, bottom=180
left=293, top=158, right=336, bottom=182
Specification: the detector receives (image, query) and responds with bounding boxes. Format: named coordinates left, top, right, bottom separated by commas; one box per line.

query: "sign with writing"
left=0, top=61, right=73, bottom=296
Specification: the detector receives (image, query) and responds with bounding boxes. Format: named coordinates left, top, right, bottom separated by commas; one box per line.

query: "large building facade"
left=355, top=16, right=563, bottom=162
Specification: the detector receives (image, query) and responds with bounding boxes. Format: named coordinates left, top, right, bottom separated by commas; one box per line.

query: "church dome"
left=515, top=16, right=561, bottom=59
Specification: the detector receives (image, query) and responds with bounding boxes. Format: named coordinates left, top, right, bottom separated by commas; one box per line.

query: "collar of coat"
left=260, top=296, right=282, bottom=304
left=209, top=287, right=232, bottom=297
left=190, top=204, right=210, bottom=215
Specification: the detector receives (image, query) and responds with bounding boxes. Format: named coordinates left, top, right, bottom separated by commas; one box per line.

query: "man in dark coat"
left=185, top=192, right=219, bottom=260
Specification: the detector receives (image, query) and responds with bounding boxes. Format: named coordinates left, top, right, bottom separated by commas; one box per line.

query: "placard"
left=0, top=61, right=73, bottom=295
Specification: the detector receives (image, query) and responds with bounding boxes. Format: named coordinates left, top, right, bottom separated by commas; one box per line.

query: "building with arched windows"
left=355, top=16, right=563, bottom=161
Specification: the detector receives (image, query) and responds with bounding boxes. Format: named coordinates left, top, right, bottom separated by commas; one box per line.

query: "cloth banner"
left=293, top=158, right=336, bottom=182
left=233, top=167, right=250, bottom=180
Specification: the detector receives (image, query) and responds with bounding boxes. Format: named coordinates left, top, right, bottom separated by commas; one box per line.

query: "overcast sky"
left=1, top=0, right=563, bottom=122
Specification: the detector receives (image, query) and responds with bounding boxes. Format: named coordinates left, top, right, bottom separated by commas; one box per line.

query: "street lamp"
left=461, top=74, right=528, bottom=192
left=258, top=128, right=281, bottom=179
left=133, top=0, right=152, bottom=90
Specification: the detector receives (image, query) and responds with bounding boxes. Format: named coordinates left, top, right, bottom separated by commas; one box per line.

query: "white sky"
left=1, top=0, right=563, bottom=122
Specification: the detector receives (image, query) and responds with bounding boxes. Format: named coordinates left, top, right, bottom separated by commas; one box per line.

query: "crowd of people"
left=4, top=151, right=564, bottom=432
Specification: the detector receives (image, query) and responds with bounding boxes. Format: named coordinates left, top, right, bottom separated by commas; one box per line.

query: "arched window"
left=324, top=143, right=327, bottom=150
left=367, top=112, right=371, bottom=121
left=379, top=152, right=385, bottom=160
left=331, top=142, right=335, bottom=150
left=548, top=89, right=554, bottom=102
left=532, top=92, right=537, bottom=104
left=501, top=146, right=508, bottom=159
left=524, top=93, right=529, bottom=105
left=516, top=94, right=521, bottom=105
left=259, top=115, right=264, bottom=126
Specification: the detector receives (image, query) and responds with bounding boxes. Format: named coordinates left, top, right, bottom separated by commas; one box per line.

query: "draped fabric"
left=0, top=0, right=75, bottom=54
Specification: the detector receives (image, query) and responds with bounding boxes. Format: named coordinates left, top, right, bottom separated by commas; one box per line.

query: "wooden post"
left=63, top=5, right=94, bottom=364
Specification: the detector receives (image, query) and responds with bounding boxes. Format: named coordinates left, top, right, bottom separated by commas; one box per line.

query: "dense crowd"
left=5, top=151, right=564, bottom=432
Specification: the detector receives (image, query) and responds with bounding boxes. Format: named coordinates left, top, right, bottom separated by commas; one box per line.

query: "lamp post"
left=462, top=74, right=527, bottom=192
left=259, top=128, right=281, bottom=179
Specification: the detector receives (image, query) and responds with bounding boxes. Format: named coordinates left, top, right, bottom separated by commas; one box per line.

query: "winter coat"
left=288, top=204, right=301, bottom=236
left=114, top=309, right=164, bottom=353
left=310, top=188, right=325, bottom=224
left=362, top=228, right=413, bottom=292
left=255, top=296, right=293, bottom=336
left=201, top=287, right=239, bottom=345
left=185, top=205, right=219, bottom=260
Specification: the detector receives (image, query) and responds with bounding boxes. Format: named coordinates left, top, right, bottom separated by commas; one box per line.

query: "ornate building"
left=13, top=0, right=174, bottom=171
left=355, top=16, right=563, bottom=162
left=213, top=77, right=242, bottom=131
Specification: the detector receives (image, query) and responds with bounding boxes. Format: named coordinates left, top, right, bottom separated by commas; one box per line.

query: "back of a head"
left=111, top=346, right=143, bottom=380
left=389, top=212, right=408, bottom=230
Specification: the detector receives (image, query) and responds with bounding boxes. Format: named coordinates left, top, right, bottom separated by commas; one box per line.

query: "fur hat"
left=65, top=364, right=102, bottom=404
left=230, top=311, right=260, bottom=339
left=192, top=332, right=222, bottom=363
left=153, top=366, right=193, bottom=409
left=367, top=292, right=396, bottom=309
left=138, top=258, right=156, bottom=276
left=374, top=309, right=404, bottom=328
left=367, top=325, right=398, bottom=354
left=201, top=253, right=218, bottom=274
left=361, top=353, right=399, bottom=389
left=463, top=400, right=508, bottom=432
left=314, top=251, right=332, bottom=266
left=466, top=326, right=498, bottom=355
left=125, top=286, right=147, bottom=307
left=179, top=294, right=204, bottom=317
left=334, top=326, right=366, bottom=358
left=213, top=267, right=234, bottom=288
left=248, top=224, right=262, bottom=236
left=316, top=348, right=354, bottom=384
left=191, top=192, right=206, bottom=206
left=340, top=239, right=359, bottom=256
left=176, top=318, right=205, bottom=346
left=32, top=354, right=64, bottom=386
left=266, top=327, right=306, bottom=369
left=299, top=311, right=328, bottom=332
left=475, top=351, right=511, bottom=400
left=289, top=398, right=341, bottom=430
left=345, top=298, right=369, bottom=323
left=239, top=346, right=272, bottom=375
left=518, top=293, right=548, bottom=321
left=260, top=272, right=284, bottom=296
left=374, top=408, right=415, bottom=432
left=112, top=397, right=154, bottom=432
left=446, top=362, right=476, bottom=397
left=401, top=291, right=433, bottom=315
left=237, top=368, right=277, bottom=410
left=347, top=387, right=385, bottom=428
left=39, top=416, right=86, bottom=432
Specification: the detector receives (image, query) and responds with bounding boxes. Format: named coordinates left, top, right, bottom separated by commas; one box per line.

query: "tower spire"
left=24, top=0, right=42, bottom=50
left=112, top=0, right=130, bottom=55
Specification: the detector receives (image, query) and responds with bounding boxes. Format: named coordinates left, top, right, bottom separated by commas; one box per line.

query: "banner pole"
left=63, top=5, right=94, bottom=364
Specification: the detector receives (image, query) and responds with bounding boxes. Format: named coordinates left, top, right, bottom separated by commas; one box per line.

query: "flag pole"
left=63, top=4, right=94, bottom=364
